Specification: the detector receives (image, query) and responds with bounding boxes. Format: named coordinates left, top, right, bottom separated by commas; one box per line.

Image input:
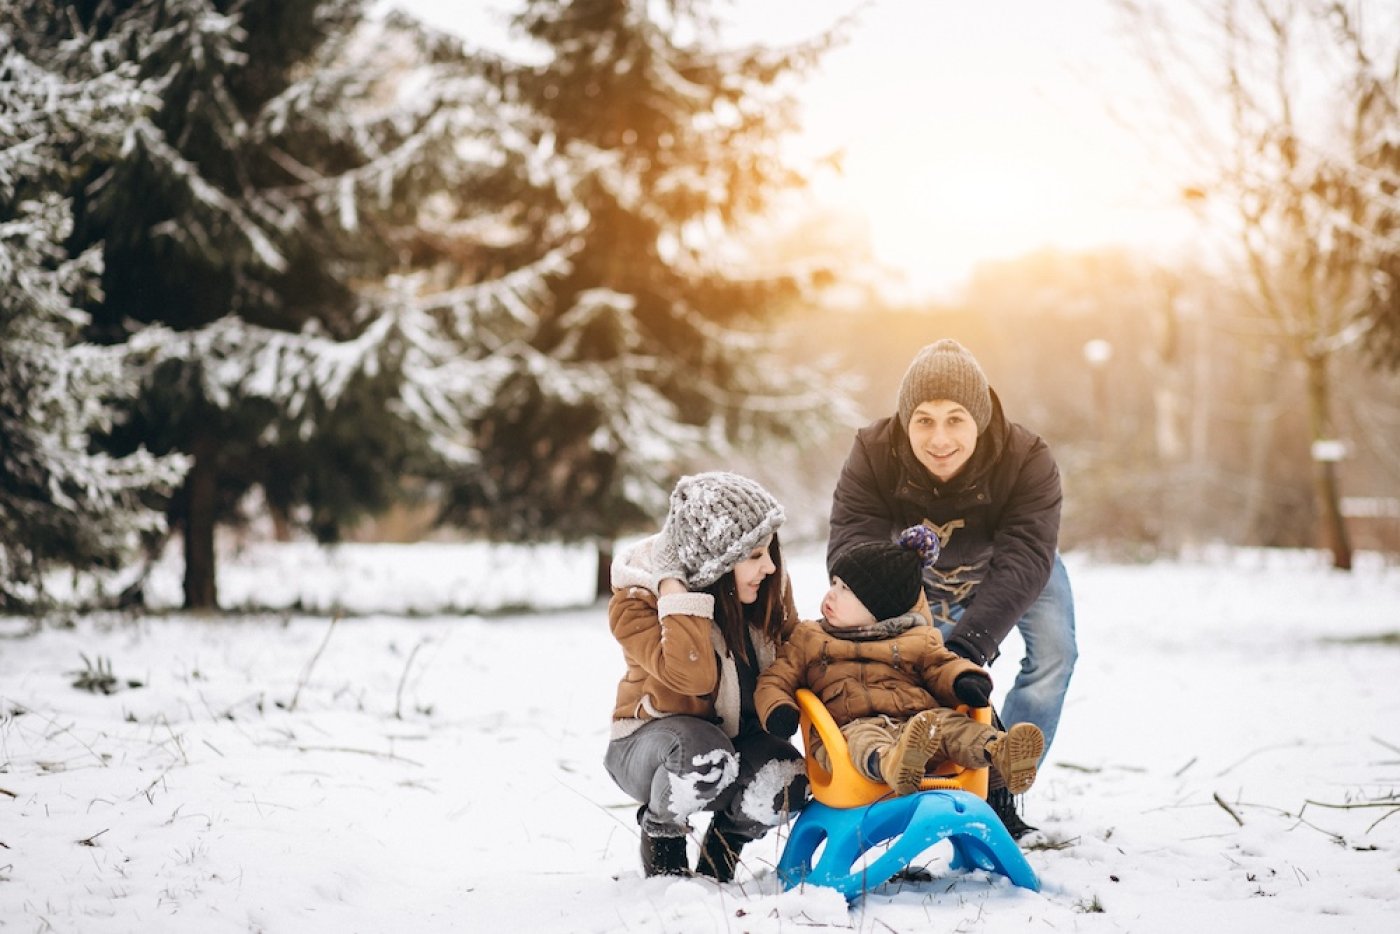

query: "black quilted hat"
left=830, top=526, right=940, bottom=622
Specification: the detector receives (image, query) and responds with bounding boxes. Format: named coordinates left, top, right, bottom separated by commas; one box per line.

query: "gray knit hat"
left=895, top=339, right=992, bottom=433
left=662, top=472, right=785, bottom=588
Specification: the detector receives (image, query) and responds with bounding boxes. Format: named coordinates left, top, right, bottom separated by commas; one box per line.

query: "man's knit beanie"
left=896, top=339, right=993, bottom=433
left=663, top=472, right=785, bottom=588
left=830, top=526, right=941, bottom=622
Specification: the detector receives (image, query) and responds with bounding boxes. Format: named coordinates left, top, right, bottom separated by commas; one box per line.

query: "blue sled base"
left=777, top=789, right=1040, bottom=902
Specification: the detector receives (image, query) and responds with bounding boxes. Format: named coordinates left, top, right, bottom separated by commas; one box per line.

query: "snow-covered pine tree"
left=0, top=35, right=188, bottom=611
left=438, top=0, right=856, bottom=570
left=4, top=2, right=561, bottom=608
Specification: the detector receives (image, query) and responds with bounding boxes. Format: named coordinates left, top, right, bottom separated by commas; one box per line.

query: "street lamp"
left=1083, top=339, right=1113, bottom=440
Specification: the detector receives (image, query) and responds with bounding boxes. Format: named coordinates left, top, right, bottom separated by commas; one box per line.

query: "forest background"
left=3, top=0, right=1400, bottom=616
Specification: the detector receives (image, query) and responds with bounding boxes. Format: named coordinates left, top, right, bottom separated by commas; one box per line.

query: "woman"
left=605, top=471, right=808, bottom=881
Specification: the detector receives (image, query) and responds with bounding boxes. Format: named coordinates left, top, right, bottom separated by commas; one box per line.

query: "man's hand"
left=947, top=637, right=986, bottom=667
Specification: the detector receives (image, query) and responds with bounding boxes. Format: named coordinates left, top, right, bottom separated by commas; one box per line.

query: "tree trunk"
left=1304, top=355, right=1353, bottom=571
left=595, top=542, right=614, bottom=600
left=1149, top=283, right=1185, bottom=550
left=1240, top=350, right=1281, bottom=547
left=183, top=430, right=220, bottom=609
left=1315, top=458, right=1352, bottom=570
left=270, top=503, right=293, bottom=543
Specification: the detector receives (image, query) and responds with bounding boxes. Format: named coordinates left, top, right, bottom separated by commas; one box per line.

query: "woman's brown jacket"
left=607, top=533, right=798, bottom=739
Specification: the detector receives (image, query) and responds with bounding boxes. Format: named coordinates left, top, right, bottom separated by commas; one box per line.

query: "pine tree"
left=439, top=0, right=854, bottom=563
left=1, top=33, right=187, bottom=611
left=5, top=1, right=559, bottom=607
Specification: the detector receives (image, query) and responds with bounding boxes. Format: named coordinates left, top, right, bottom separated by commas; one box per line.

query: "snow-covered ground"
left=2, top=543, right=1397, bottom=933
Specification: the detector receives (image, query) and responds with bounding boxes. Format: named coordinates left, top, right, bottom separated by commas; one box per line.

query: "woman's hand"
left=658, top=577, right=688, bottom=597
left=649, top=529, right=688, bottom=595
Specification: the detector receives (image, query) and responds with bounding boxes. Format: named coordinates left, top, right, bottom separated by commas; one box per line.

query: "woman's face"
left=822, top=576, right=876, bottom=629
left=732, top=535, right=776, bottom=604
left=907, top=399, right=979, bottom=482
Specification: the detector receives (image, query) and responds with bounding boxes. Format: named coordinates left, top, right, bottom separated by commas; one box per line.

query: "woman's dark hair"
left=701, top=533, right=786, bottom=662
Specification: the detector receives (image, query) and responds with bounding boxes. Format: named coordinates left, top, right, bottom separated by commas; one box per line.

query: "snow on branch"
left=415, top=245, right=574, bottom=336
left=120, top=290, right=521, bottom=459
left=115, top=120, right=287, bottom=272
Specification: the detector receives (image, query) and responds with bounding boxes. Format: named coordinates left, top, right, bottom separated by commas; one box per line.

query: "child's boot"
left=880, top=709, right=941, bottom=795
left=985, top=722, right=1044, bottom=794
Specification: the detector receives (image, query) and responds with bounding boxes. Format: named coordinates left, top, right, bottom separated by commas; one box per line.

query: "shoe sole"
left=888, top=710, right=941, bottom=795
left=993, top=723, right=1044, bottom=794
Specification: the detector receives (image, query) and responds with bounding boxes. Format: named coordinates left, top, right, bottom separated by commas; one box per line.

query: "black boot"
left=987, top=787, right=1039, bottom=841
left=637, top=804, right=689, bottom=876
left=640, top=830, right=689, bottom=877
left=889, top=865, right=934, bottom=884
left=695, top=819, right=752, bottom=883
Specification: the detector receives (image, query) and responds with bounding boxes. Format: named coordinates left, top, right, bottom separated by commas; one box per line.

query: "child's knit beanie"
left=830, top=525, right=941, bottom=622
left=896, top=339, right=993, bottom=433
left=663, top=472, right=785, bottom=588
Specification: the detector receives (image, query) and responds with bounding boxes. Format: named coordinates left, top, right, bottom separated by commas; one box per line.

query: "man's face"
left=907, top=399, right=979, bottom=482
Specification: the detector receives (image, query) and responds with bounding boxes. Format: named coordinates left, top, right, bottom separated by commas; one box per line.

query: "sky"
left=2, top=541, right=1397, bottom=931
left=384, top=0, right=1200, bottom=299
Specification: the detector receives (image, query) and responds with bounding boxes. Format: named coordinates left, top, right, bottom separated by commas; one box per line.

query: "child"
left=755, top=526, right=1044, bottom=797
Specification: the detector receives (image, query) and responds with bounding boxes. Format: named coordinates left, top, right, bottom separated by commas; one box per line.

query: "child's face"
left=733, top=535, right=776, bottom=605
left=822, top=576, right=877, bottom=629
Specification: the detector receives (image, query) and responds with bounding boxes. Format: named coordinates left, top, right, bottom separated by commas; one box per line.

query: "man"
left=827, top=338, right=1077, bottom=839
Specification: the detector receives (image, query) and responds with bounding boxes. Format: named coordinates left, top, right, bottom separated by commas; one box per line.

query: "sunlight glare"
left=781, top=0, right=1197, bottom=298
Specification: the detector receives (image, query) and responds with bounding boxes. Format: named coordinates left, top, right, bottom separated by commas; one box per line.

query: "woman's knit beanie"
left=830, top=526, right=941, bottom=622
left=896, top=338, right=993, bottom=434
left=663, top=472, right=785, bottom=588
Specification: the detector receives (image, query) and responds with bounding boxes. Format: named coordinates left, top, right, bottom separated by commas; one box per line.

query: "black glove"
left=764, top=704, right=799, bottom=738
left=953, top=671, right=993, bottom=708
left=946, top=637, right=985, bottom=667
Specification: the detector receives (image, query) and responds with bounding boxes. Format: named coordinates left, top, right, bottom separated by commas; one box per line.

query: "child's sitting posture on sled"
left=756, top=526, right=1044, bottom=796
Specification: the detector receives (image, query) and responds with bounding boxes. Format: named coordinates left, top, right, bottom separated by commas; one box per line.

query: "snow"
left=2, top=543, right=1398, bottom=932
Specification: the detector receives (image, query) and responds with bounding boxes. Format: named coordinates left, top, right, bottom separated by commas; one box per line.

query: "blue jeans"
left=935, top=553, right=1076, bottom=757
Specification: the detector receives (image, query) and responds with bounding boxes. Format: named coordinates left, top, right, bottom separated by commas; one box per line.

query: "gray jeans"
left=605, top=717, right=808, bottom=839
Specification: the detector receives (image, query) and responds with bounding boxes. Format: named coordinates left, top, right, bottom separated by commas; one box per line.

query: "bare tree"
left=1114, top=0, right=1400, bottom=569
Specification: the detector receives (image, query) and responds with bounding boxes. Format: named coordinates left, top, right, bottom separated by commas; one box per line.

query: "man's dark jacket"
left=827, top=390, right=1061, bottom=666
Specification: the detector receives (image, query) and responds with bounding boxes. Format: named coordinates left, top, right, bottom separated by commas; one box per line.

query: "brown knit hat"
left=896, top=339, right=992, bottom=433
